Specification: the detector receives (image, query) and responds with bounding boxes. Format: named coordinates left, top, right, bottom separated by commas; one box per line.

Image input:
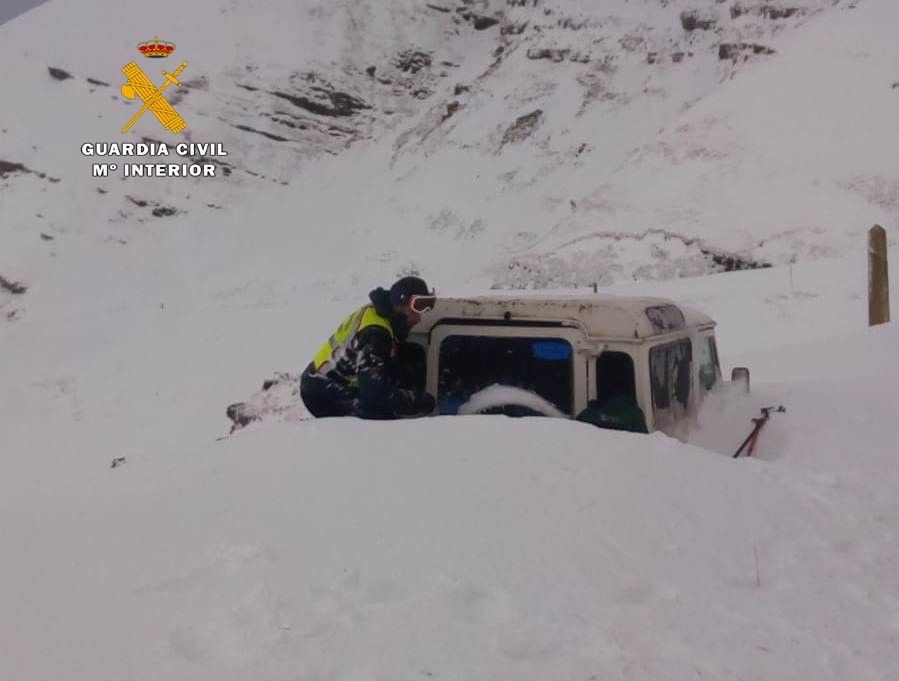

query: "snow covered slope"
left=2, top=258, right=898, bottom=680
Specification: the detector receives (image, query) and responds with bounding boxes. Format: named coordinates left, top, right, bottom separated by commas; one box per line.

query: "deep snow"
left=3, top=249, right=898, bottom=680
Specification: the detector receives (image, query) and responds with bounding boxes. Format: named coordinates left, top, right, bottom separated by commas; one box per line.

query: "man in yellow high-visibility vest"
left=300, top=276, right=437, bottom=419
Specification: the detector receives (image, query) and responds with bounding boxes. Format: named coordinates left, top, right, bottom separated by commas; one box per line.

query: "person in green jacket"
left=300, top=276, right=437, bottom=419
left=576, top=395, right=648, bottom=434
left=576, top=351, right=648, bottom=433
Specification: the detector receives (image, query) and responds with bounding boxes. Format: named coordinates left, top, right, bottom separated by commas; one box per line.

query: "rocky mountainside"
left=2, top=0, right=894, bottom=321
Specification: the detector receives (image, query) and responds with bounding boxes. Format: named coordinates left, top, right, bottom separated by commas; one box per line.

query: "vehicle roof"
left=416, top=294, right=715, bottom=340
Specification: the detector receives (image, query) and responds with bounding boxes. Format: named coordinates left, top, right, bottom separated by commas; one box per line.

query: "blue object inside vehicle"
left=439, top=397, right=464, bottom=415
left=532, top=340, right=571, bottom=361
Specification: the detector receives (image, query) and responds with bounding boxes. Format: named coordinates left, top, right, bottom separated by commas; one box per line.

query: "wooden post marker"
left=868, top=225, right=890, bottom=326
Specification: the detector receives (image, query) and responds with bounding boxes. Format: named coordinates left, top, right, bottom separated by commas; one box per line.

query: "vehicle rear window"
left=438, top=335, right=573, bottom=415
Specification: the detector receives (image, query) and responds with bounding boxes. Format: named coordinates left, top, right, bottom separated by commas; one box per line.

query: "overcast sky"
left=0, top=0, right=49, bottom=26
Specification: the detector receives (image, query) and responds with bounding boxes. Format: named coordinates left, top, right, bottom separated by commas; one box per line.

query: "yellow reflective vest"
left=312, top=304, right=395, bottom=376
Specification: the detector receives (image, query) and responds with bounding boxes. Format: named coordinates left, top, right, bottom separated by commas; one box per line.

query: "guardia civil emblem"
left=120, top=36, right=188, bottom=134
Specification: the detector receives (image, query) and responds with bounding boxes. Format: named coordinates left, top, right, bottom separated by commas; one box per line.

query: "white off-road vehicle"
left=406, top=294, right=745, bottom=439
left=227, top=294, right=748, bottom=439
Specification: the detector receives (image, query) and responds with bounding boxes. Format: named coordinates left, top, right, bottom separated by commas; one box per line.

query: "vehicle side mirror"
left=731, top=367, right=750, bottom=394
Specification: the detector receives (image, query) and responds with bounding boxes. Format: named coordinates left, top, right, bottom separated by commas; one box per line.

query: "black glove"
left=415, top=392, right=436, bottom=415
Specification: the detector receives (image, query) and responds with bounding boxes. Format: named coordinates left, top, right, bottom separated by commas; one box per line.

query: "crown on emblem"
left=137, top=36, right=175, bottom=58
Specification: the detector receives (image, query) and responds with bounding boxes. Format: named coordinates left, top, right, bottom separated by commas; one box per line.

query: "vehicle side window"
left=438, top=335, right=573, bottom=415
left=698, top=336, right=720, bottom=392
left=649, top=339, right=692, bottom=432
left=595, top=351, right=637, bottom=404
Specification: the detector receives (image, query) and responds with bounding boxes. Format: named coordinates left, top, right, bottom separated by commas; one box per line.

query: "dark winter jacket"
left=304, top=288, right=427, bottom=419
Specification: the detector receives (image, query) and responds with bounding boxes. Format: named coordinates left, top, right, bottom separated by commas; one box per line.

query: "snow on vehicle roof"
left=416, top=294, right=715, bottom=340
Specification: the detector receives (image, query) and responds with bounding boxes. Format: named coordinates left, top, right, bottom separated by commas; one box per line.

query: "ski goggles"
left=409, top=294, right=437, bottom=314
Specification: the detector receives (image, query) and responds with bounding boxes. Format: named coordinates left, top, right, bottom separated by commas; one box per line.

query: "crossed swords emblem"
left=120, top=60, right=189, bottom=134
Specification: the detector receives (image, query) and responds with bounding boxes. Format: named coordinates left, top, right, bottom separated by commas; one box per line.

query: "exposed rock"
left=0, top=275, right=27, bottom=295
left=168, top=88, right=189, bottom=106
left=48, top=66, right=72, bottom=81
left=719, top=42, right=776, bottom=60
left=366, top=65, right=376, bottom=78
left=393, top=49, right=432, bottom=74
left=702, top=249, right=772, bottom=272
left=263, top=112, right=306, bottom=130
left=454, top=83, right=470, bottom=95
left=472, top=15, right=500, bottom=30
left=732, top=3, right=801, bottom=20
left=86, top=77, right=109, bottom=86
left=182, top=76, right=209, bottom=90
left=234, top=124, right=290, bottom=141
left=151, top=206, right=178, bottom=218
left=40, top=233, right=54, bottom=241
left=0, top=160, right=27, bottom=178
left=526, top=46, right=589, bottom=64
left=269, top=88, right=370, bottom=118
left=501, top=109, right=543, bottom=147
left=0, top=160, right=60, bottom=182
left=619, top=34, right=646, bottom=53
left=762, top=5, right=800, bottom=20
left=442, top=100, right=461, bottom=121
left=680, top=10, right=717, bottom=31
left=558, top=16, right=588, bottom=30
left=527, top=47, right=569, bottom=62
left=502, top=20, right=528, bottom=35
left=426, top=3, right=451, bottom=12
left=168, top=77, right=205, bottom=105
